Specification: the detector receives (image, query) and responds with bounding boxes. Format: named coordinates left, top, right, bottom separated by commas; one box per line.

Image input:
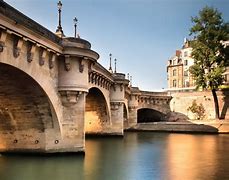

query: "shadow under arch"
left=85, top=87, right=110, bottom=134
left=137, top=108, right=166, bottom=123
left=123, top=103, right=129, bottom=127
left=0, top=63, right=61, bottom=151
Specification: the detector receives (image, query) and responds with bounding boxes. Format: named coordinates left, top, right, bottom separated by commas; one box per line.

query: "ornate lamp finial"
left=114, top=58, right=117, bottom=73
left=73, top=17, right=78, bottom=38
left=56, top=1, right=64, bottom=35
left=109, top=53, right=113, bottom=73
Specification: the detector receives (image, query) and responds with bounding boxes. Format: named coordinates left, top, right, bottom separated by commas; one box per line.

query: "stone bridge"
left=0, top=1, right=171, bottom=153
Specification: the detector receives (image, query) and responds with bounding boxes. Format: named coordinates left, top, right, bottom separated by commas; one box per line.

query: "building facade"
left=167, top=39, right=195, bottom=91
left=167, top=39, right=229, bottom=91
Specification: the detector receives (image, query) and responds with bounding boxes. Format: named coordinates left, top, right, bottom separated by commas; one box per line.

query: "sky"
left=4, top=0, right=229, bottom=91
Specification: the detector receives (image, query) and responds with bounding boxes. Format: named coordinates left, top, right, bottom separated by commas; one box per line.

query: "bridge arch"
left=85, top=87, right=110, bottom=134
left=0, top=53, right=63, bottom=131
left=0, top=63, right=61, bottom=150
left=137, top=108, right=166, bottom=123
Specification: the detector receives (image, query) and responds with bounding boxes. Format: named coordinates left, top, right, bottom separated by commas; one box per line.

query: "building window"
left=178, top=59, right=182, bottom=64
left=184, top=51, right=188, bottom=57
left=173, top=80, right=177, bottom=87
left=184, top=70, right=188, bottom=76
left=173, top=69, right=177, bottom=76
left=185, top=81, right=190, bottom=87
left=184, top=60, right=188, bottom=66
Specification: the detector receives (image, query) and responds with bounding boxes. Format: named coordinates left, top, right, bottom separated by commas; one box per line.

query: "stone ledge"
left=126, top=121, right=229, bottom=133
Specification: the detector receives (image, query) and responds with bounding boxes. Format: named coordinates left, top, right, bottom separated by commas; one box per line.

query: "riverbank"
left=126, top=120, right=229, bottom=133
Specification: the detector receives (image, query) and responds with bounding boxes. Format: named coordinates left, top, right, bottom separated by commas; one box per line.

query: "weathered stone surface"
left=128, top=121, right=229, bottom=133
left=169, top=90, right=229, bottom=121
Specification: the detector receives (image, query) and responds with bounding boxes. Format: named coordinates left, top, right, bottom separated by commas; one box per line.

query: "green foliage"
left=189, top=6, right=229, bottom=90
left=187, top=100, right=205, bottom=120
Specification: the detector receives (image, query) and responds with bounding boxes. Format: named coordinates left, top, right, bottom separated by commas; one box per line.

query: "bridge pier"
left=127, top=88, right=140, bottom=127
left=58, top=91, right=86, bottom=152
left=110, top=102, right=124, bottom=135
left=109, top=73, right=129, bottom=135
left=57, top=37, right=98, bottom=151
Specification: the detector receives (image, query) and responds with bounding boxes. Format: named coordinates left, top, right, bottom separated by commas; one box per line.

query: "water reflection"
left=0, top=155, right=84, bottom=180
left=165, top=134, right=217, bottom=180
left=0, top=133, right=229, bottom=180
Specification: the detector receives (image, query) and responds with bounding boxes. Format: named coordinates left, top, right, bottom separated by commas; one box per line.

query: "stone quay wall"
left=169, top=90, right=229, bottom=121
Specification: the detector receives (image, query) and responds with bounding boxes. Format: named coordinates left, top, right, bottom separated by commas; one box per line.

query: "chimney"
left=176, top=50, right=181, bottom=57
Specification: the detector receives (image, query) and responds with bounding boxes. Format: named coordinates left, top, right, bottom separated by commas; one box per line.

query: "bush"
left=187, top=100, right=205, bottom=120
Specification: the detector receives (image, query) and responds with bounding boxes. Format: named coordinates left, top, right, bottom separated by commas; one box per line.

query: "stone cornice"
left=62, top=37, right=91, bottom=49
left=92, top=62, right=114, bottom=81
left=0, top=18, right=62, bottom=54
left=63, top=47, right=99, bottom=61
left=113, top=73, right=129, bottom=85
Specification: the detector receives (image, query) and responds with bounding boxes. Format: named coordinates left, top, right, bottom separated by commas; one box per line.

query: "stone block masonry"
left=169, top=90, right=229, bottom=121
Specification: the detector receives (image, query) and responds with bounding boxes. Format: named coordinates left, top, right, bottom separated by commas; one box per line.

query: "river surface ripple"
left=0, top=132, right=229, bottom=180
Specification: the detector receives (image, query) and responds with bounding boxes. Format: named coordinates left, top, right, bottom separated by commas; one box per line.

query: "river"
left=0, top=132, right=229, bottom=180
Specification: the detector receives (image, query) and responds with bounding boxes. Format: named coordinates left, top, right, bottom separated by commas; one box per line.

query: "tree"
left=189, top=6, right=229, bottom=119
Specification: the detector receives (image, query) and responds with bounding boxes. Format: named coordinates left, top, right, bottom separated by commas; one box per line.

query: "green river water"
left=0, top=132, right=229, bottom=180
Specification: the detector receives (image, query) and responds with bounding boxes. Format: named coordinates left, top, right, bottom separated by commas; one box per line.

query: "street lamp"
left=114, top=58, right=117, bottom=73
left=56, top=1, right=63, bottom=34
left=109, top=53, right=113, bottom=73
left=73, top=17, right=78, bottom=38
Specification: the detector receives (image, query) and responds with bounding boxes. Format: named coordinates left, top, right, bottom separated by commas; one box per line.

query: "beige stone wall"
left=170, top=90, right=229, bottom=120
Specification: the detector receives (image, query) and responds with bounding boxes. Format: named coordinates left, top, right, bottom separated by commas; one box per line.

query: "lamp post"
left=114, top=58, right=117, bottom=73
left=56, top=1, right=63, bottom=34
left=109, top=53, right=113, bottom=73
left=73, top=17, right=78, bottom=38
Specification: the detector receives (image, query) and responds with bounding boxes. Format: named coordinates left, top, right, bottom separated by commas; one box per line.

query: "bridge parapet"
left=89, top=71, right=113, bottom=90
left=0, top=1, right=61, bottom=45
left=138, top=91, right=172, bottom=106
left=63, top=37, right=91, bottom=49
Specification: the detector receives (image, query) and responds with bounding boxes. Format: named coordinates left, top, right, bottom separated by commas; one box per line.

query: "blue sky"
left=5, top=0, right=229, bottom=91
